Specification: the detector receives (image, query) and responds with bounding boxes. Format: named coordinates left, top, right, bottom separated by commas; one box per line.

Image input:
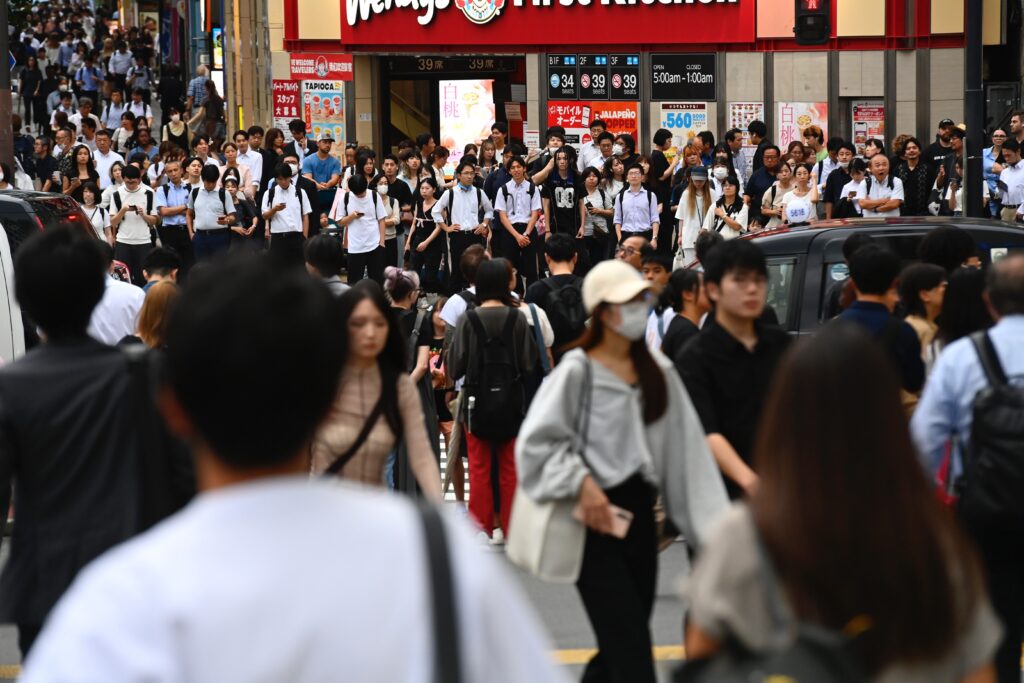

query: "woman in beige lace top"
left=311, top=283, right=442, bottom=500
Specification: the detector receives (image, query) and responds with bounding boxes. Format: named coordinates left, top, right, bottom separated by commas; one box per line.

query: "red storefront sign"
left=289, top=53, right=354, bottom=81
left=548, top=100, right=638, bottom=149
left=336, top=0, right=754, bottom=48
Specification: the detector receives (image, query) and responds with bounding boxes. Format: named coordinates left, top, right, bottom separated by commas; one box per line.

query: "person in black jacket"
left=0, top=228, right=194, bottom=658
left=283, top=119, right=317, bottom=165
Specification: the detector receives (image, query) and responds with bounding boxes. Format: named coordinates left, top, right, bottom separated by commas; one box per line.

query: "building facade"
left=221, top=0, right=1019, bottom=158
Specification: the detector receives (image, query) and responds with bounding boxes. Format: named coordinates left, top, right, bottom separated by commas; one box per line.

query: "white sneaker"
left=489, top=528, right=505, bottom=546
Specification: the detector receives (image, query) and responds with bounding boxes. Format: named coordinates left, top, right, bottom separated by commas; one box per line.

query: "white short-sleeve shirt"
left=856, top=175, right=905, bottom=218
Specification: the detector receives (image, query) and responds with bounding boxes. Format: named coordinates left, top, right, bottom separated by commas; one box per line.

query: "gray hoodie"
left=514, top=347, right=728, bottom=549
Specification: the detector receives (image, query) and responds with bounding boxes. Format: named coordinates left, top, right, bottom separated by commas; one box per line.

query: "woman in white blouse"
left=701, top=175, right=748, bottom=240
left=675, top=166, right=717, bottom=261
left=779, top=163, right=819, bottom=226
left=81, top=182, right=111, bottom=244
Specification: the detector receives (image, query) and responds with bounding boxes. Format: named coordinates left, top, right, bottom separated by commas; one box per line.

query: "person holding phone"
left=62, top=144, right=100, bottom=203
left=110, top=165, right=159, bottom=287
left=331, top=173, right=387, bottom=284
left=516, top=259, right=728, bottom=683
left=262, top=162, right=313, bottom=269
left=188, top=164, right=237, bottom=263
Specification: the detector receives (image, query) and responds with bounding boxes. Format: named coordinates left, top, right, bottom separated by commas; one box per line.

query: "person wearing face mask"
left=162, top=107, right=191, bottom=153
left=373, top=174, right=403, bottom=268
left=516, top=258, right=727, bottom=683
left=822, top=140, right=856, bottom=219
left=283, top=152, right=322, bottom=238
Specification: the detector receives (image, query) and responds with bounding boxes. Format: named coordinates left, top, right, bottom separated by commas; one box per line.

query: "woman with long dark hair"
left=310, top=282, right=441, bottom=499
left=449, top=258, right=538, bottom=543
left=683, top=323, right=998, bottom=682
left=62, top=144, right=99, bottom=203
left=516, top=259, right=728, bottom=683
left=407, top=177, right=445, bottom=294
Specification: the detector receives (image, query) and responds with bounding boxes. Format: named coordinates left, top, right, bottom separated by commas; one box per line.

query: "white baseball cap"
left=582, top=260, right=655, bottom=315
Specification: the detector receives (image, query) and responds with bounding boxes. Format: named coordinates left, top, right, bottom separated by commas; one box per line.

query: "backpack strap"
left=113, top=189, right=122, bottom=212
left=322, top=394, right=386, bottom=477
left=146, top=188, right=153, bottom=215
left=219, top=187, right=227, bottom=214
left=418, top=504, right=463, bottom=683
left=970, top=331, right=1008, bottom=387
left=527, top=304, right=550, bottom=374
left=191, top=187, right=199, bottom=206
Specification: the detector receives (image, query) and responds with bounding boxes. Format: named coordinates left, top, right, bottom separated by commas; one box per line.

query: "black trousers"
left=348, top=246, right=385, bottom=285
left=156, top=224, right=194, bottom=280
left=269, top=232, right=306, bottom=269
left=446, top=231, right=486, bottom=294
left=964, top=520, right=1024, bottom=683
left=114, top=241, right=152, bottom=287
left=492, top=223, right=541, bottom=293
left=410, top=230, right=446, bottom=293
left=580, top=234, right=608, bottom=273
left=385, top=237, right=399, bottom=271
left=576, top=475, right=658, bottom=683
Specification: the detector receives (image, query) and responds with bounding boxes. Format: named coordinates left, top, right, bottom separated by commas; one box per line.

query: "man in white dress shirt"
left=432, top=161, right=494, bottom=293
left=233, top=129, right=264, bottom=194
left=855, top=155, right=904, bottom=218
left=21, top=258, right=567, bottom=683
left=87, top=243, right=145, bottom=345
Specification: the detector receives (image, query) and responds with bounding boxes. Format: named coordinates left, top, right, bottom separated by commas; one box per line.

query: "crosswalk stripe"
left=552, top=646, right=685, bottom=665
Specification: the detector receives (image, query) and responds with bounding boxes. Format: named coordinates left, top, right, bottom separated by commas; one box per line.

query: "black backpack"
left=463, top=308, right=525, bottom=441
left=541, top=277, right=586, bottom=347
left=190, top=187, right=228, bottom=214
left=112, top=187, right=155, bottom=215
left=957, top=332, right=1024, bottom=527
left=832, top=196, right=861, bottom=219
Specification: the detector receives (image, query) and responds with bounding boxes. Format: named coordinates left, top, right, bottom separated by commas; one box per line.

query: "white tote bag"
left=507, top=359, right=592, bottom=583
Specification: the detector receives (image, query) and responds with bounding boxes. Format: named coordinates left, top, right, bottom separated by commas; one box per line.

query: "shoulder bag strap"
left=572, top=358, right=594, bottom=462
left=970, top=331, right=1008, bottom=387
left=322, top=395, right=385, bottom=477
left=527, top=304, right=550, bottom=374
left=419, top=503, right=462, bottom=683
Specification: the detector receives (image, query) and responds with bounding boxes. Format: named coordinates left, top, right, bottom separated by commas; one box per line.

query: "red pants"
left=464, top=430, right=517, bottom=536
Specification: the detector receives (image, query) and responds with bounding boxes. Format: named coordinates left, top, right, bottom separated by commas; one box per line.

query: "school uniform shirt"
left=113, top=185, right=157, bottom=245
left=613, top=186, right=660, bottom=234
left=839, top=179, right=866, bottom=216
left=84, top=205, right=110, bottom=241
left=126, top=65, right=152, bottom=91
left=701, top=200, right=749, bottom=240
left=494, top=179, right=542, bottom=225
left=155, top=181, right=190, bottom=227
left=998, top=163, right=1024, bottom=207
left=107, top=50, right=134, bottom=76
left=342, top=191, right=388, bottom=254
left=86, top=276, right=146, bottom=345
left=127, top=101, right=152, bottom=122
left=99, top=101, right=127, bottom=130
left=855, top=175, right=905, bottom=218
left=576, top=140, right=601, bottom=173
left=675, top=188, right=718, bottom=249
left=92, top=149, right=125, bottom=190
left=189, top=187, right=236, bottom=232
left=261, top=182, right=313, bottom=236
left=581, top=188, right=614, bottom=238
left=813, top=156, right=840, bottom=194
left=68, top=112, right=101, bottom=137
left=645, top=308, right=676, bottom=352
left=430, top=185, right=494, bottom=231
left=236, top=149, right=264, bottom=189
left=20, top=479, right=568, bottom=683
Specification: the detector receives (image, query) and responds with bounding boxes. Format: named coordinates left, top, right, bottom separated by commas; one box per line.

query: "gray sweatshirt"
left=514, top=348, right=728, bottom=549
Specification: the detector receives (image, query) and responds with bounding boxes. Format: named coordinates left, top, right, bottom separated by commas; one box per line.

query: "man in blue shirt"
left=154, top=160, right=194, bottom=278
left=301, top=132, right=341, bottom=227
left=74, top=54, right=102, bottom=106
left=838, top=244, right=924, bottom=393
left=911, top=254, right=1024, bottom=683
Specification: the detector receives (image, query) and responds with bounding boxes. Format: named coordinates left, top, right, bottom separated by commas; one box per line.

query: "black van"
left=0, top=190, right=94, bottom=256
left=740, top=217, right=1024, bottom=334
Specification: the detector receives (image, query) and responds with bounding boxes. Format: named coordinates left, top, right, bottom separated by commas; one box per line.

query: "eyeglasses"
left=615, top=246, right=638, bottom=257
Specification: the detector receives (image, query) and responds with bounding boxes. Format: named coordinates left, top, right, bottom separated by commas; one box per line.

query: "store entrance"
left=380, top=56, right=527, bottom=156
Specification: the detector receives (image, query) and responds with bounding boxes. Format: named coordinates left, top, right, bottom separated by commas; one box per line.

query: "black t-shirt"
left=823, top=168, right=852, bottom=207
left=675, top=321, right=792, bottom=499
left=543, top=173, right=581, bottom=235
left=397, top=306, right=433, bottom=348
left=924, top=140, right=955, bottom=174
left=662, top=315, right=700, bottom=361
left=32, top=155, right=58, bottom=183
left=649, top=150, right=670, bottom=193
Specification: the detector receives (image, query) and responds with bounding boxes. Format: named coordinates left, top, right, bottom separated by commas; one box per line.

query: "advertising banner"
left=728, top=102, right=765, bottom=148
left=547, top=101, right=639, bottom=152
left=439, top=79, right=496, bottom=168
left=776, top=102, right=828, bottom=149
left=851, top=100, right=885, bottom=156
left=337, top=0, right=754, bottom=48
left=272, top=80, right=300, bottom=143
left=290, top=53, right=354, bottom=81
left=301, top=81, right=346, bottom=153
left=658, top=103, right=709, bottom=158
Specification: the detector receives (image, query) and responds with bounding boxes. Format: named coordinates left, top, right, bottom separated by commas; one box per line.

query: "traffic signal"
left=794, top=0, right=831, bottom=45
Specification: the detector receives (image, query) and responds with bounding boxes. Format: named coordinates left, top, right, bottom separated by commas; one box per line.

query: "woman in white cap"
left=515, top=259, right=728, bottom=683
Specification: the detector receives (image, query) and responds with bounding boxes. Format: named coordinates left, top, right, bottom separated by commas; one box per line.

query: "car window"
left=766, top=258, right=797, bottom=329
left=0, top=212, right=39, bottom=256
left=29, top=197, right=92, bottom=235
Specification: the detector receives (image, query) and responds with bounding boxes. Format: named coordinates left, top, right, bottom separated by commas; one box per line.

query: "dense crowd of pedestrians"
left=5, top=5, right=1024, bottom=683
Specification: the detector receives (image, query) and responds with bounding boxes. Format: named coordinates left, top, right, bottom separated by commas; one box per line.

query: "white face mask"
left=612, top=144, right=624, bottom=156
left=288, top=163, right=299, bottom=176
left=611, top=301, right=649, bottom=341
left=837, top=160, right=850, bottom=169
left=713, top=167, right=729, bottom=180
left=58, top=84, right=68, bottom=92
left=170, top=114, right=180, bottom=122
left=377, top=184, right=389, bottom=196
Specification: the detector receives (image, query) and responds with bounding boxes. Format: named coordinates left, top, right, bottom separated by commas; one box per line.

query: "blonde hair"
left=137, top=280, right=180, bottom=348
